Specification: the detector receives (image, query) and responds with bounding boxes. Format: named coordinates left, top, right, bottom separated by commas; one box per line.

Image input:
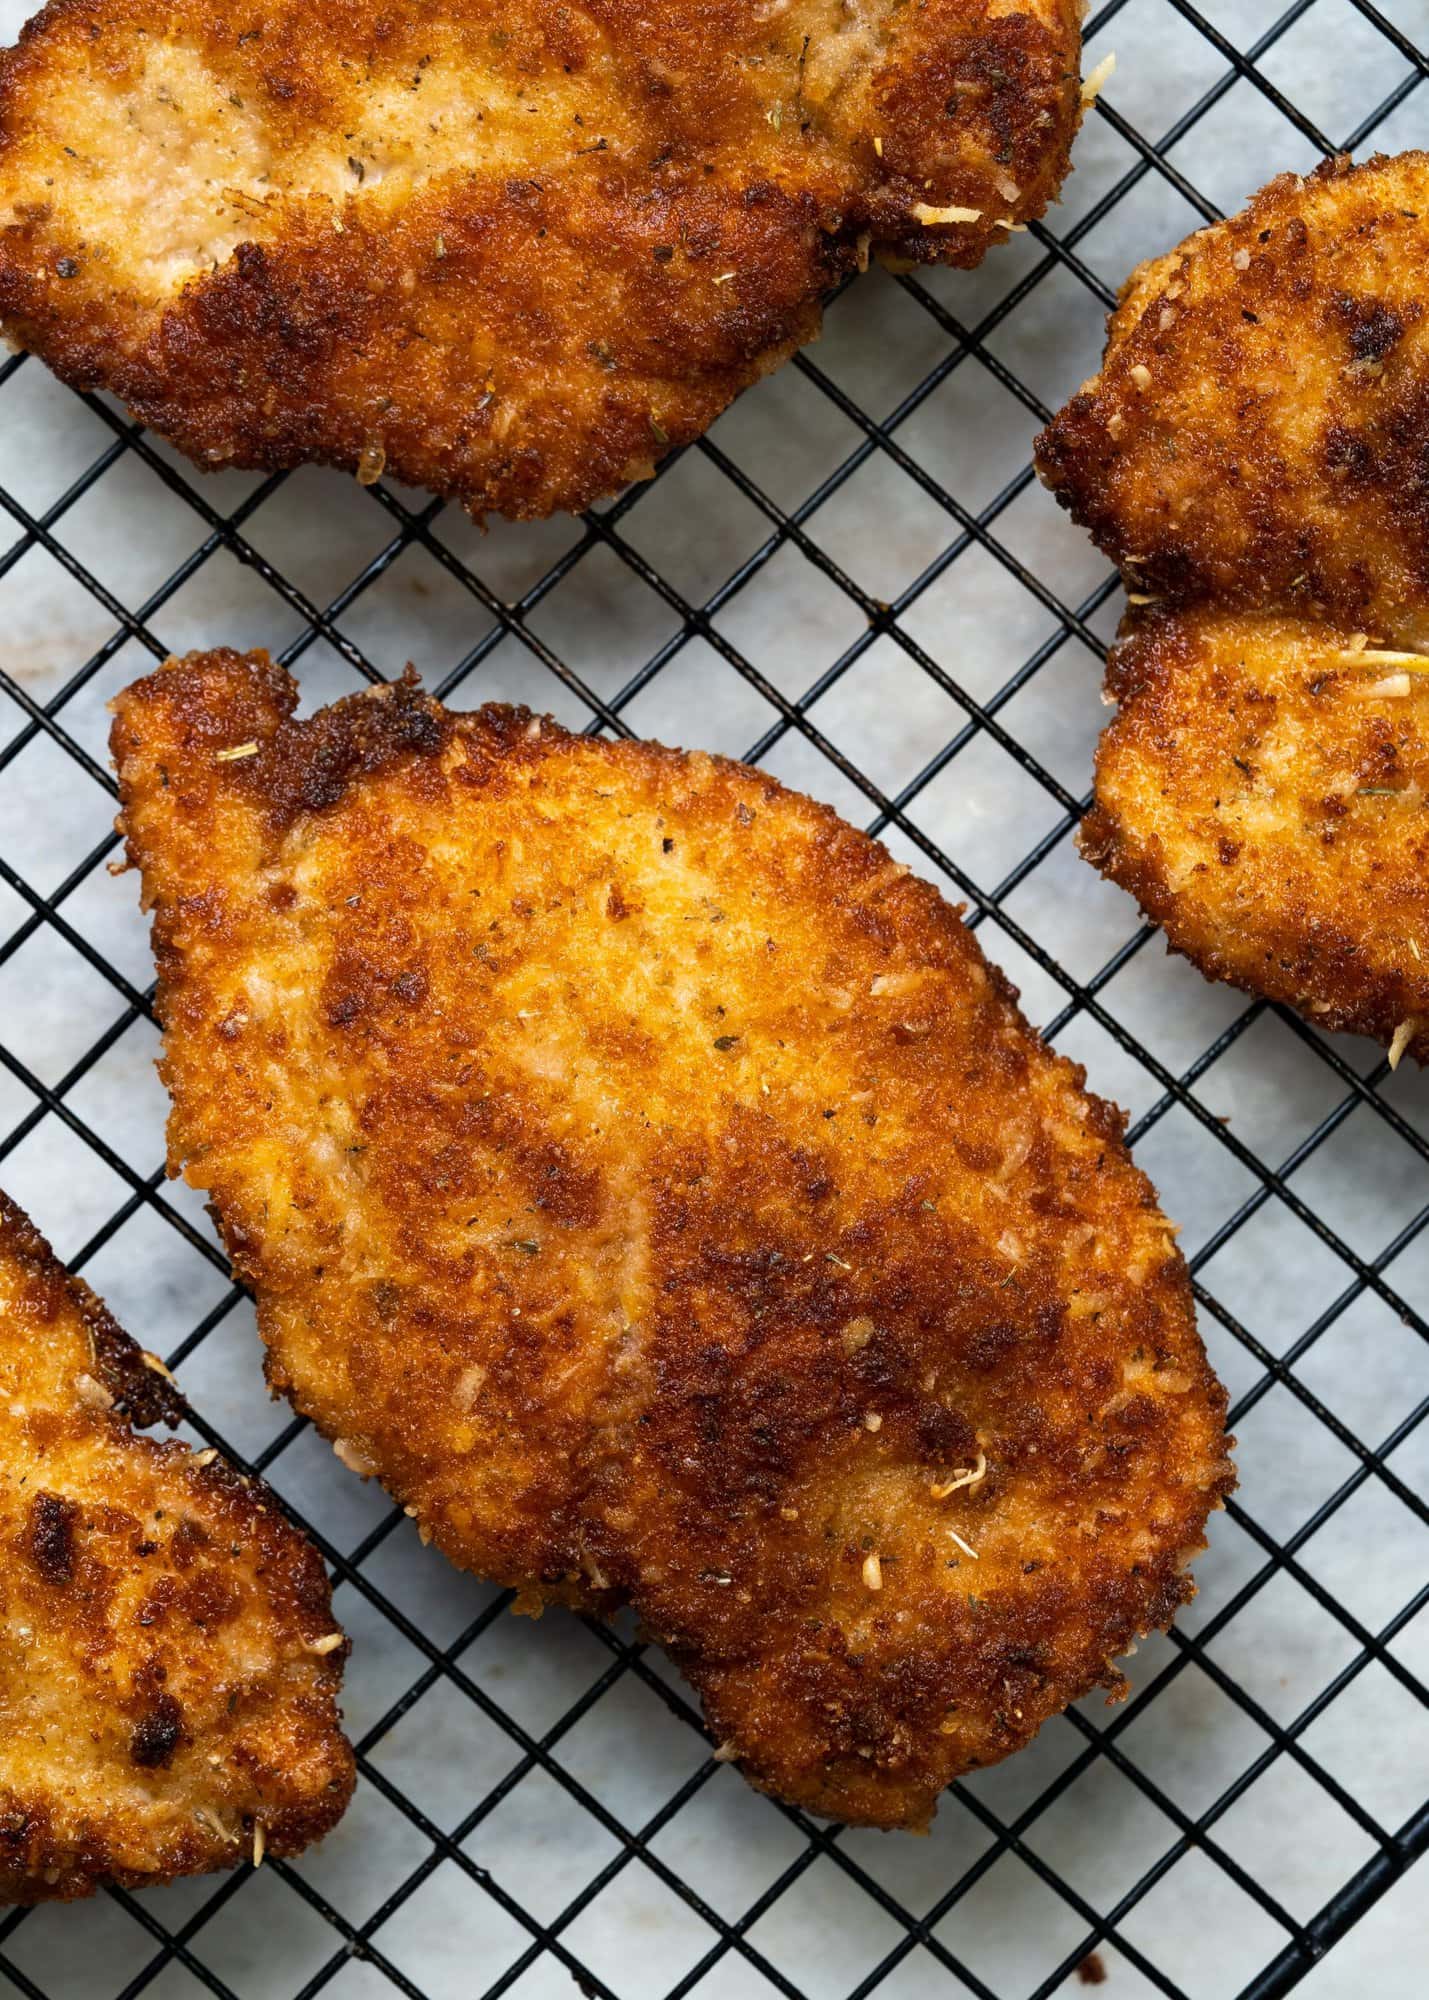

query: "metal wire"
left=0, top=4, right=1425, bottom=1996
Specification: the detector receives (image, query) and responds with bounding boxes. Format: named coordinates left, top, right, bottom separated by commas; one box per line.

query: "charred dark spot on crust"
left=1323, top=421, right=1376, bottom=484
left=961, top=1317, right=1031, bottom=1372
left=921, top=21, right=1076, bottom=177
left=188, top=238, right=346, bottom=371
left=1333, top=291, right=1406, bottom=363
left=25, top=1491, right=78, bottom=1586
left=182, top=1565, right=242, bottom=1631
left=524, top=1138, right=602, bottom=1228
left=233, top=677, right=450, bottom=830
left=129, top=1693, right=183, bottom=1769
left=391, top=967, right=427, bottom=1005
left=169, top=1516, right=212, bottom=1570
left=915, top=1401, right=977, bottom=1464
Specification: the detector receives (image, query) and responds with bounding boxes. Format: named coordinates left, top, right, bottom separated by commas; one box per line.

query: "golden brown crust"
left=1036, top=153, right=1429, bottom=642
left=1084, top=611, right=1429, bottom=1062
left=1035, top=152, right=1429, bottom=1059
left=112, top=652, right=1232, bottom=1829
left=0, top=1188, right=354, bottom=1903
left=0, top=0, right=1083, bottom=519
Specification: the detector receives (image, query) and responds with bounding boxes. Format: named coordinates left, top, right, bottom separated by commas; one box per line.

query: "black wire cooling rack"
left=0, top=2, right=1427, bottom=1997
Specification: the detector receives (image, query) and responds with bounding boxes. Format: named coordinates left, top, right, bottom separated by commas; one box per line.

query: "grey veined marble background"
left=0, top=1, right=1426, bottom=1996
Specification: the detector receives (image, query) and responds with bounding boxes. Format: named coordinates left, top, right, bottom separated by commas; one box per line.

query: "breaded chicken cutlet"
left=0, top=0, right=1086, bottom=521
left=0, top=1190, right=353, bottom=1902
left=1036, top=153, right=1429, bottom=1058
left=1037, top=153, right=1429, bottom=638
left=112, top=653, right=1233, bottom=1830
left=1086, top=611, right=1429, bottom=1067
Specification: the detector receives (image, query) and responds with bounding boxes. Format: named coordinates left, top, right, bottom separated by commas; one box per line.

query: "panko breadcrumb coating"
left=113, top=652, right=1233, bottom=1830
left=0, top=0, right=1085, bottom=520
left=1085, top=611, right=1429, bottom=1067
left=0, top=1191, right=353, bottom=1903
left=1037, top=153, right=1429, bottom=644
left=1036, top=153, right=1429, bottom=1057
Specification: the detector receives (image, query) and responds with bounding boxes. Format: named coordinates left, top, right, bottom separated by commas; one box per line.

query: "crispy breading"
left=1035, top=153, right=1429, bottom=1058
left=0, top=0, right=1082, bottom=520
left=1084, top=610, right=1429, bottom=1063
left=112, top=653, right=1232, bottom=1830
left=1036, top=153, right=1429, bottom=644
left=0, top=1190, right=354, bottom=1903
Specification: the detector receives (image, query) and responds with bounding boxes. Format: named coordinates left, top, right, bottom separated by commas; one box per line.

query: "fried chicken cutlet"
left=1086, top=612, right=1429, bottom=1067
left=112, top=653, right=1233, bottom=1830
left=0, top=1190, right=353, bottom=1901
left=1035, top=153, right=1429, bottom=1057
left=1037, top=153, right=1429, bottom=639
left=0, top=0, right=1085, bottom=521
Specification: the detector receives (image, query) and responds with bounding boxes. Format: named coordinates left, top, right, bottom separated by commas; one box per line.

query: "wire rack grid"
left=0, top=2, right=1426, bottom=1998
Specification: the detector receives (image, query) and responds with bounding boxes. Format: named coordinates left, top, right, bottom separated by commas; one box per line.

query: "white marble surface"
left=0, top=1, right=1426, bottom=1996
